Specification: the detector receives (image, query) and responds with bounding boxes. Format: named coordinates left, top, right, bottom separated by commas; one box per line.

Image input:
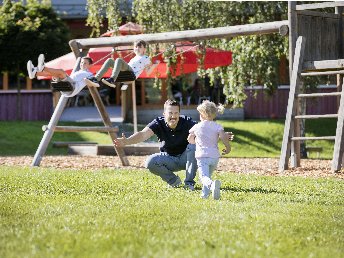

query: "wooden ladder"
left=279, top=36, right=344, bottom=172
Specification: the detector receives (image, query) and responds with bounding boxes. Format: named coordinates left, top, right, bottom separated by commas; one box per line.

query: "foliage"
left=0, top=0, right=70, bottom=74
left=1, top=166, right=343, bottom=257
left=86, top=0, right=289, bottom=107
left=86, top=0, right=132, bottom=37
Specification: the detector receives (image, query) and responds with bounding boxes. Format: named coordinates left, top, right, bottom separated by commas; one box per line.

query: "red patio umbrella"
left=101, top=22, right=144, bottom=36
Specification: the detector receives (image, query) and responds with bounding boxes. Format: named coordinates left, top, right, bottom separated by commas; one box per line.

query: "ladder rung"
left=294, top=114, right=338, bottom=119
left=303, top=59, right=344, bottom=71
left=291, top=136, right=336, bottom=141
left=42, top=125, right=119, bottom=132
left=297, top=92, right=342, bottom=98
left=301, top=70, right=344, bottom=76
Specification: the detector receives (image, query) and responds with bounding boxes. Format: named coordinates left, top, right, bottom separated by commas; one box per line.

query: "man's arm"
left=226, top=131, right=234, bottom=141
left=113, top=126, right=154, bottom=147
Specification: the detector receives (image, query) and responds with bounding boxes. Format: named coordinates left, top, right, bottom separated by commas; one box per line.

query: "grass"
left=1, top=166, right=343, bottom=258
left=0, top=118, right=337, bottom=158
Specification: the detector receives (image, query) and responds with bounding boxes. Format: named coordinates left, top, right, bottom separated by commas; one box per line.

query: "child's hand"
left=187, top=133, right=196, bottom=144
left=222, top=146, right=231, bottom=155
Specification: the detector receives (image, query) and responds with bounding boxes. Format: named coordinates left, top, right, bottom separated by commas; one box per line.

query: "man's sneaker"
left=211, top=180, right=221, bottom=200
left=37, top=54, right=45, bottom=72
left=101, top=77, right=116, bottom=88
left=27, top=60, right=37, bottom=79
left=184, top=184, right=195, bottom=191
left=84, top=76, right=100, bottom=87
left=168, top=177, right=182, bottom=188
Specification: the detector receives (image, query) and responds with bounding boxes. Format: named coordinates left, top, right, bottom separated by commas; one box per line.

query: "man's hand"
left=113, top=133, right=127, bottom=147
left=226, top=132, right=234, bottom=141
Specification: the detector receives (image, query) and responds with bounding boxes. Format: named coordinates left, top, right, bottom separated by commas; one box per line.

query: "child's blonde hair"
left=197, top=100, right=225, bottom=120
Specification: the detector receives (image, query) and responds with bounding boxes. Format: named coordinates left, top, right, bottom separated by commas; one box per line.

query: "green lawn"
left=0, top=166, right=343, bottom=258
left=0, top=118, right=337, bottom=158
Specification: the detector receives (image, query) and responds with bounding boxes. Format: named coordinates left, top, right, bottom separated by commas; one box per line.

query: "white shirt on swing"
left=61, top=69, right=93, bottom=97
left=128, top=55, right=151, bottom=78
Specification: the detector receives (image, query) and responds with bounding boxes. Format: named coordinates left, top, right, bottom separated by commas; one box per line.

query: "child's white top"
left=61, top=69, right=93, bottom=97
left=189, top=120, right=224, bottom=158
left=128, top=55, right=151, bottom=78
left=71, top=69, right=93, bottom=87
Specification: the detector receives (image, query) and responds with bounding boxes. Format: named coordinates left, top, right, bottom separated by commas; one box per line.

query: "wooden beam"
left=70, top=20, right=289, bottom=50
left=42, top=125, right=119, bottom=132
left=296, top=2, right=344, bottom=11
left=303, top=59, right=344, bottom=71
left=297, top=10, right=340, bottom=19
left=297, top=92, right=342, bottom=98
left=292, top=136, right=336, bottom=141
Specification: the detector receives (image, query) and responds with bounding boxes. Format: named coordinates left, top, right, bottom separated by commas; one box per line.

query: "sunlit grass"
left=1, top=166, right=343, bottom=258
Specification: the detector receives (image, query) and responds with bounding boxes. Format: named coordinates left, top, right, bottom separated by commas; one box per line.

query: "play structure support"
left=279, top=1, right=344, bottom=172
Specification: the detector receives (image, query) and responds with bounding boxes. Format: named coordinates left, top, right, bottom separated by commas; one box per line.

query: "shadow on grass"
left=194, top=185, right=284, bottom=194
left=223, top=126, right=282, bottom=153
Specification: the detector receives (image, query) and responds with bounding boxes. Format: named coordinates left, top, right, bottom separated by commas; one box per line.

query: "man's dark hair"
left=164, top=99, right=180, bottom=112
left=134, top=40, right=147, bottom=48
left=82, top=56, right=93, bottom=64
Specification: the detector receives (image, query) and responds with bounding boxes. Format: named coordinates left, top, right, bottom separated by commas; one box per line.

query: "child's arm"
left=145, top=60, right=160, bottom=75
left=187, top=133, right=196, bottom=144
left=219, top=130, right=231, bottom=155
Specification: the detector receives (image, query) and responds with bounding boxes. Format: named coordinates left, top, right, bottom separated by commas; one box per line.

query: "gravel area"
left=1, top=155, right=343, bottom=180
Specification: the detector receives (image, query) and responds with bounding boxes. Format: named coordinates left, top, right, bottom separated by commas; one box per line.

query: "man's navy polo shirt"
left=148, top=115, right=196, bottom=156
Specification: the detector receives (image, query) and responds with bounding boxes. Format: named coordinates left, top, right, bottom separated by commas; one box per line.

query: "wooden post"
left=26, top=77, right=32, bottom=90
left=336, top=6, right=343, bottom=109
left=121, top=84, right=128, bottom=121
left=289, top=1, right=298, bottom=80
left=116, top=83, right=121, bottom=105
left=332, top=77, right=344, bottom=172
left=88, top=86, right=129, bottom=166
left=141, top=80, right=146, bottom=106
left=132, top=81, right=138, bottom=133
left=279, top=36, right=306, bottom=172
left=3, top=72, right=8, bottom=90
left=31, top=96, right=68, bottom=166
left=161, top=79, right=167, bottom=103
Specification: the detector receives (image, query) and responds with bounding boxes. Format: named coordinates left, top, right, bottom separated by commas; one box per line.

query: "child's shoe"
left=211, top=180, right=221, bottom=200
left=27, top=60, right=37, bottom=79
left=101, top=77, right=116, bottom=88
left=37, top=54, right=45, bottom=72
left=84, top=76, right=100, bottom=87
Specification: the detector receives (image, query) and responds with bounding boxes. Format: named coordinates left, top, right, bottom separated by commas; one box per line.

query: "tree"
left=86, top=0, right=288, bottom=107
left=0, top=0, right=70, bottom=119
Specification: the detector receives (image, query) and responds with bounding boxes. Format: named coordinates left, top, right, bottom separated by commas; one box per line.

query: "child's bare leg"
left=37, top=67, right=67, bottom=79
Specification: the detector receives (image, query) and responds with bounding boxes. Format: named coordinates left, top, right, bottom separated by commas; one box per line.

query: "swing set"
left=32, top=1, right=344, bottom=172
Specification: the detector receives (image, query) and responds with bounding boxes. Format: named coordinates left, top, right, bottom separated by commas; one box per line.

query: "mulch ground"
left=1, top=155, right=343, bottom=180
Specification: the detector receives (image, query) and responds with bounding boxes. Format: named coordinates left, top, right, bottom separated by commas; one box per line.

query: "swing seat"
left=51, top=80, right=74, bottom=92
left=115, top=71, right=136, bottom=82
